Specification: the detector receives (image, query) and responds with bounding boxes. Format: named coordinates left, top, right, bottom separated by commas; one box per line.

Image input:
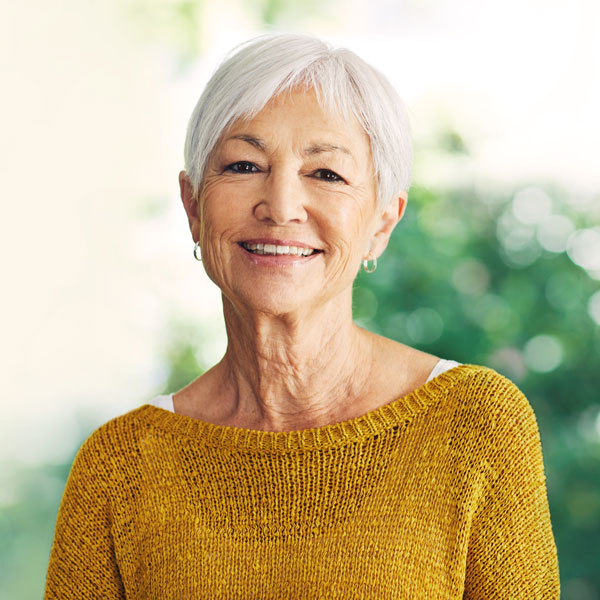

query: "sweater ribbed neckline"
left=135, top=364, right=474, bottom=452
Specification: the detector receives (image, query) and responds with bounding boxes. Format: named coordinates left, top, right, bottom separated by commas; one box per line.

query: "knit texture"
left=45, top=365, right=559, bottom=599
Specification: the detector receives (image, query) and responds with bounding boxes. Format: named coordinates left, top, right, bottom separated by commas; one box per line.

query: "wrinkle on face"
left=195, top=88, right=382, bottom=318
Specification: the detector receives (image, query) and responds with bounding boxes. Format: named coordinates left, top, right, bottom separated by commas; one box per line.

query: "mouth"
left=239, top=242, right=322, bottom=257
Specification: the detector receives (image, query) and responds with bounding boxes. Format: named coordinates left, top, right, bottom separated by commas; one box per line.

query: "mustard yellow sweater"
left=45, top=365, right=559, bottom=599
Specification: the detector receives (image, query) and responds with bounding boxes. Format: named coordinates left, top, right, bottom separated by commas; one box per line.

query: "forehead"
left=222, top=88, right=372, bottom=158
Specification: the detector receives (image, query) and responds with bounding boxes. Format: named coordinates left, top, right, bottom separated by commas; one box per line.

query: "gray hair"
left=184, top=33, right=412, bottom=208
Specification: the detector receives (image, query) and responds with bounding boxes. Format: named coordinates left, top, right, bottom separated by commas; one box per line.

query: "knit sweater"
left=45, top=365, right=560, bottom=599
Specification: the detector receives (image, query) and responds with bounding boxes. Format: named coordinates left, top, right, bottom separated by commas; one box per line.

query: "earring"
left=193, top=241, right=202, bottom=261
left=363, top=253, right=377, bottom=273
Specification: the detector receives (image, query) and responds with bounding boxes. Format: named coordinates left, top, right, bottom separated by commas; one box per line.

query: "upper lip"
left=239, top=238, right=321, bottom=250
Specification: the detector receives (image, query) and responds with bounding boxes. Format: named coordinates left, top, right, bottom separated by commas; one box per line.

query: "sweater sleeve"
left=45, top=433, right=125, bottom=600
left=463, top=382, right=560, bottom=599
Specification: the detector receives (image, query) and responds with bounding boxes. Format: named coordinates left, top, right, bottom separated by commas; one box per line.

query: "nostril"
left=254, top=198, right=308, bottom=226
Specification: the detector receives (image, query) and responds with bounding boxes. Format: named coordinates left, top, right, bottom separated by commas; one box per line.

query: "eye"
left=224, top=161, right=260, bottom=174
left=313, top=169, right=345, bottom=183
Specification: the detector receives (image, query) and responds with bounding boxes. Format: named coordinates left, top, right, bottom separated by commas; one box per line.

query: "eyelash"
left=224, top=162, right=345, bottom=183
left=224, top=161, right=259, bottom=174
left=313, top=169, right=345, bottom=183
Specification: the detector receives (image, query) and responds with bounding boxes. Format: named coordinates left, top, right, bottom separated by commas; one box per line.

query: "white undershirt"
left=148, top=359, right=461, bottom=414
left=425, top=358, right=461, bottom=383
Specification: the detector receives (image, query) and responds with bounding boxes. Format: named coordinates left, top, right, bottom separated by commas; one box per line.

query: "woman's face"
left=183, top=88, right=401, bottom=317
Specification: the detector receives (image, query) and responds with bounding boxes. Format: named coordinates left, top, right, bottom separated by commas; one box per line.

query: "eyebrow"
left=226, top=135, right=353, bottom=158
left=227, top=134, right=267, bottom=151
left=304, top=142, right=352, bottom=157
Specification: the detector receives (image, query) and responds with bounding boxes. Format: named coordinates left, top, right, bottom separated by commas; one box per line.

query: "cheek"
left=317, top=191, right=375, bottom=256
left=196, top=196, right=241, bottom=286
left=199, top=179, right=247, bottom=236
left=201, top=215, right=236, bottom=264
left=199, top=178, right=259, bottom=231
left=314, top=206, right=373, bottom=289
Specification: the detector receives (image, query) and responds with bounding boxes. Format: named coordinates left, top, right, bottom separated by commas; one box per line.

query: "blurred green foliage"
left=352, top=140, right=600, bottom=598
left=1, top=462, right=73, bottom=599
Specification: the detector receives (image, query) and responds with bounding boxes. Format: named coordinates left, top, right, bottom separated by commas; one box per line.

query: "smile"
left=240, top=242, right=320, bottom=256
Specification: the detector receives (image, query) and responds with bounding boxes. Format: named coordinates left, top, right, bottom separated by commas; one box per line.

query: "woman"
left=46, top=34, right=559, bottom=598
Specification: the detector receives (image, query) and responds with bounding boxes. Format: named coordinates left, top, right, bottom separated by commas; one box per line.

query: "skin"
left=176, top=88, right=439, bottom=432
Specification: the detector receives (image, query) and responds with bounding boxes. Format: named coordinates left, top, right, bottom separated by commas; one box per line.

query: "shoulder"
left=444, top=364, right=534, bottom=421
left=441, top=365, right=544, bottom=473
left=68, top=406, right=157, bottom=485
left=79, top=405, right=151, bottom=452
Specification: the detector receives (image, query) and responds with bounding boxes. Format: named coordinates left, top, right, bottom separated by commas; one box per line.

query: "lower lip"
left=238, top=245, right=321, bottom=266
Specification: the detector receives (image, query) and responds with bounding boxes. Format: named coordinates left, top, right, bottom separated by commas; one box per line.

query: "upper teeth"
left=242, top=242, right=315, bottom=256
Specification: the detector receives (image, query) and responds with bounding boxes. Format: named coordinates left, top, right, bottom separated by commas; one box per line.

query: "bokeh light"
left=537, top=215, right=575, bottom=253
left=406, top=307, right=443, bottom=344
left=567, top=228, right=600, bottom=272
left=512, top=186, right=553, bottom=225
left=452, top=259, right=490, bottom=296
left=523, top=335, right=564, bottom=373
left=588, top=291, right=600, bottom=326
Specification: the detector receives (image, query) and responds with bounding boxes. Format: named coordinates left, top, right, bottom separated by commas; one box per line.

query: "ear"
left=368, top=191, right=407, bottom=258
left=179, top=171, right=201, bottom=242
left=397, top=190, right=408, bottom=220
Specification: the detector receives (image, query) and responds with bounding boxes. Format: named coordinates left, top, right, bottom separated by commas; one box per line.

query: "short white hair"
left=184, top=33, right=412, bottom=208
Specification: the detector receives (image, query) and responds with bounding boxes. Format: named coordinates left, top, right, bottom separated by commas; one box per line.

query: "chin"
left=229, top=286, right=316, bottom=318
left=224, top=276, right=353, bottom=323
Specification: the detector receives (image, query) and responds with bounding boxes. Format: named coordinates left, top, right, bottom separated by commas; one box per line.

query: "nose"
left=254, top=166, right=308, bottom=225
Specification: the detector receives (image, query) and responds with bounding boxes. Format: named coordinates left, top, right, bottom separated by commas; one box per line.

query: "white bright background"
left=1, top=0, right=599, bottom=476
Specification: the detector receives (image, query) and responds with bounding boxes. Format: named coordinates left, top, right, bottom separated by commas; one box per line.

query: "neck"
left=214, top=292, right=376, bottom=431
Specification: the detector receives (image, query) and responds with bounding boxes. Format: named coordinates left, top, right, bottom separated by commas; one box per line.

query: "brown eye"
left=225, top=161, right=259, bottom=173
left=313, top=169, right=344, bottom=182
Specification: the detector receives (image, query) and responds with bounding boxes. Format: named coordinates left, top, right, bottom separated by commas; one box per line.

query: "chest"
left=110, top=433, right=485, bottom=599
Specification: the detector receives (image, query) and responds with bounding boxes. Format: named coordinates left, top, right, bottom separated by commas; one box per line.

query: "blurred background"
left=1, top=0, right=599, bottom=597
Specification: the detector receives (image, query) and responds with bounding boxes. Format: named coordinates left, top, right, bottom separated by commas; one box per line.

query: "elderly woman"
left=46, top=34, right=559, bottom=599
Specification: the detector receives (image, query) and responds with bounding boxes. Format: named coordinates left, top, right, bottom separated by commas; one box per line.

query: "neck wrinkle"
left=217, top=293, right=373, bottom=431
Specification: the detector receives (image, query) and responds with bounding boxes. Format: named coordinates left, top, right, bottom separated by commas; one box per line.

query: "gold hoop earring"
left=193, top=241, right=202, bottom=261
left=363, top=254, right=377, bottom=273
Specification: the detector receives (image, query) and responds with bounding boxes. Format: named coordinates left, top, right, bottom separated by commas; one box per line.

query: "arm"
left=463, top=386, right=560, bottom=599
left=45, top=436, right=125, bottom=600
